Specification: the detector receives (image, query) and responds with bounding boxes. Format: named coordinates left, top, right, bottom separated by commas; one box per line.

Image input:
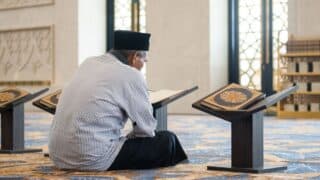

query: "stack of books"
left=287, top=39, right=320, bottom=53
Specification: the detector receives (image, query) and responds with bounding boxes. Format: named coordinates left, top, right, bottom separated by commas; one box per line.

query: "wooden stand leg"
left=153, top=106, right=168, bottom=131
left=0, top=104, right=42, bottom=153
left=207, top=111, right=287, bottom=173
left=231, top=111, right=263, bottom=168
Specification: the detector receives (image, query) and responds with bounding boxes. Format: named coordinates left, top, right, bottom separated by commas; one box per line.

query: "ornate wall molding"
left=0, top=80, right=51, bottom=86
left=0, top=26, right=54, bottom=84
left=0, top=0, right=54, bottom=11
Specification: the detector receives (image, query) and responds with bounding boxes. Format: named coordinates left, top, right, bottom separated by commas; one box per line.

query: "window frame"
left=228, top=0, right=275, bottom=95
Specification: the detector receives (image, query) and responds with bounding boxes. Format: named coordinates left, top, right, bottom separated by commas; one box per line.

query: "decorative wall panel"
left=0, top=0, right=54, bottom=10
left=0, top=26, right=54, bottom=83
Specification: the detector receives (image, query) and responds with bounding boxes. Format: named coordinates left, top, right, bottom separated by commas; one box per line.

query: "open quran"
left=200, top=83, right=265, bottom=110
left=149, top=89, right=183, bottom=104
left=39, top=89, right=61, bottom=108
left=33, top=86, right=198, bottom=114
left=0, top=87, right=30, bottom=108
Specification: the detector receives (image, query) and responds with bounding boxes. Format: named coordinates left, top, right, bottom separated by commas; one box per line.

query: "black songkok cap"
left=114, top=30, right=151, bottom=51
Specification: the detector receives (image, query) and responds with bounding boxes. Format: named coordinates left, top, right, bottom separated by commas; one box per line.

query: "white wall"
left=78, top=0, right=106, bottom=65
left=0, top=0, right=78, bottom=111
left=0, top=0, right=78, bottom=88
left=0, top=0, right=107, bottom=85
left=289, top=0, right=320, bottom=38
left=0, top=0, right=106, bottom=111
left=146, top=0, right=228, bottom=114
left=209, top=0, right=228, bottom=91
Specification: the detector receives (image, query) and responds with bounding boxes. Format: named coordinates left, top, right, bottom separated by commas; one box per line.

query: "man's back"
left=48, top=30, right=187, bottom=171
left=48, top=53, right=150, bottom=171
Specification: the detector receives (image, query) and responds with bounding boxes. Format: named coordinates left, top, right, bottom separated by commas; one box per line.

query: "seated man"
left=48, top=30, right=187, bottom=171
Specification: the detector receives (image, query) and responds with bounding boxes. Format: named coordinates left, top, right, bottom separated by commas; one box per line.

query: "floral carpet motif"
left=0, top=113, right=320, bottom=179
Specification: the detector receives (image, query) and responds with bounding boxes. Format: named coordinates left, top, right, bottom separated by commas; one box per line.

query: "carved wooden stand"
left=34, top=86, right=198, bottom=131
left=192, top=86, right=297, bottom=173
left=0, top=88, right=48, bottom=153
left=152, top=86, right=198, bottom=131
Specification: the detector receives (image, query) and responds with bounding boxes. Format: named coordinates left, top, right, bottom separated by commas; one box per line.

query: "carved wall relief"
left=0, top=0, right=54, bottom=10
left=0, top=26, right=54, bottom=83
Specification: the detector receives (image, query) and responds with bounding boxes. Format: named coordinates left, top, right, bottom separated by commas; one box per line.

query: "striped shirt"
left=48, top=53, right=157, bottom=171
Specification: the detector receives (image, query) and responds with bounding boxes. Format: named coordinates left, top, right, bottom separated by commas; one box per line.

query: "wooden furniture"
left=33, top=86, right=198, bottom=131
left=151, top=86, right=198, bottom=130
left=278, top=52, right=320, bottom=118
left=193, top=86, right=297, bottom=173
left=0, top=88, right=48, bottom=153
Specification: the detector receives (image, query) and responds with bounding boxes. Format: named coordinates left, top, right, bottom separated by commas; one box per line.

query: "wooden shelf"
left=277, top=38, right=320, bottom=119
left=294, top=92, right=320, bottom=95
left=278, top=111, right=320, bottom=119
left=280, top=52, right=320, bottom=57
left=281, top=73, right=320, bottom=76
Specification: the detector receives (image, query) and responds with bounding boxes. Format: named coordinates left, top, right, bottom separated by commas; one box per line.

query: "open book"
left=33, top=86, right=198, bottom=114
left=149, top=86, right=198, bottom=108
left=0, top=87, right=30, bottom=108
left=149, top=89, right=183, bottom=104
left=39, top=89, right=61, bottom=108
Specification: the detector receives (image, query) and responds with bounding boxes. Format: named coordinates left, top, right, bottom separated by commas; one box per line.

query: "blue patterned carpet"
left=0, top=113, right=320, bottom=179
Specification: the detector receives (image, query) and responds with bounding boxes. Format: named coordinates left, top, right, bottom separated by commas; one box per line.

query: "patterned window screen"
left=114, top=0, right=146, bottom=32
left=239, top=0, right=263, bottom=90
left=114, top=0, right=132, bottom=30
left=239, top=0, right=288, bottom=90
left=272, top=0, right=288, bottom=90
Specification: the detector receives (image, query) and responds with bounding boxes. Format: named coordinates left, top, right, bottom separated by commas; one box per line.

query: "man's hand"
left=126, top=130, right=137, bottom=139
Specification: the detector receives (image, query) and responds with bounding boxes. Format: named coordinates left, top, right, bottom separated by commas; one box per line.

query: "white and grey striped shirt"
left=48, top=53, right=157, bottom=171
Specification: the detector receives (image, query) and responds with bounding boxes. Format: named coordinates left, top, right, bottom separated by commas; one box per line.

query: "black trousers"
left=108, top=131, right=188, bottom=170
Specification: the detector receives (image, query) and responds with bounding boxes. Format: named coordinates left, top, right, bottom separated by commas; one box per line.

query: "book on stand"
left=0, top=87, right=30, bottom=108
left=33, top=86, right=198, bottom=113
left=199, top=83, right=265, bottom=111
left=39, top=89, right=62, bottom=108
